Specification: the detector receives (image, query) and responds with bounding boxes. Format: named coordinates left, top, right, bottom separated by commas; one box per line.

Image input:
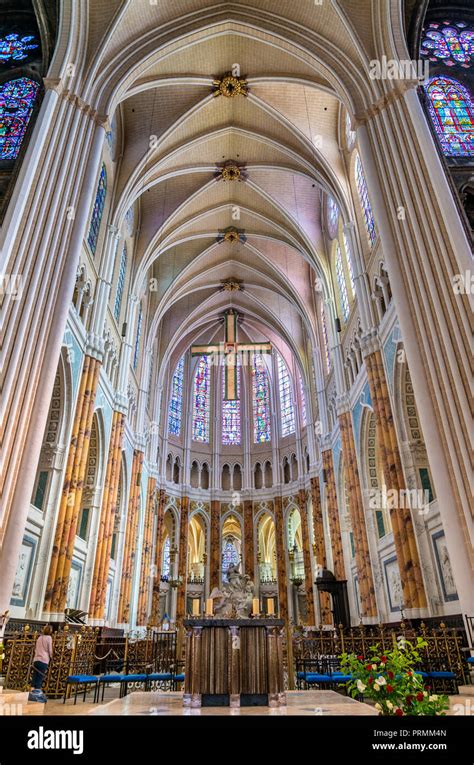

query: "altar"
left=182, top=619, right=286, bottom=708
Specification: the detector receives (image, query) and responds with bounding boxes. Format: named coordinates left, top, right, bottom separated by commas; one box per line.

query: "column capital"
left=85, top=332, right=104, bottom=360
left=335, top=393, right=351, bottom=416
left=360, top=328, right=380, bottom=357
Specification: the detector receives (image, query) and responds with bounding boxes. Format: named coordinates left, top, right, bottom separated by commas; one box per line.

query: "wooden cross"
left=191, top=310, right=271, bottom=400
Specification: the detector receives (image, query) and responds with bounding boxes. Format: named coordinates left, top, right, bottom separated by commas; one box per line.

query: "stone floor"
left=2, top=686, right=472, bottom=717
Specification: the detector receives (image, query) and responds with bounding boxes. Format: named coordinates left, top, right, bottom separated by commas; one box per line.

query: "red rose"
left=387, top=670, right=394, bottom=680
left=395, top=708, right=404, bottom=716
left=357, top=655, right=364, bottom=661
left=368, top=676, right=374, bottom=685
left=406, top=695, right=413, bottom=705
left=386, top=685, right=394, bottom=693
left=407, top=671, right=412, bottom=676
left=366, top=665, right=372, bottom=671
left=416, top=692, right=424, bottom=702
left=380, top=656, right=387, bottom=664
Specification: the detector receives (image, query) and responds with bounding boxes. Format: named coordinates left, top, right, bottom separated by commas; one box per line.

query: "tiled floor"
left=3, top=688, right=470, bottom=717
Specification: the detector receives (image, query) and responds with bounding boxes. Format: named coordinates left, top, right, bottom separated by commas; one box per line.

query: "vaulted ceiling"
left=62, top=1, right=407, bottom=379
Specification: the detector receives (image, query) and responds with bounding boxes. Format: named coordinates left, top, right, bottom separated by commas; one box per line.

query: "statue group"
left=209, top=565, right=254, bottom=618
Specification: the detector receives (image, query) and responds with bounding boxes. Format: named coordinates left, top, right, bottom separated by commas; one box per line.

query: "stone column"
left=1, top=94, right=106, bottom=614
left=175, top=496, right=190, bottom=624
left=321, top=448, right=345, bottom=581
left=149, top=488, right=167, bottom=625
left=43, top=354, right=101, bottom=616
left=209, top=499, right=220, bottom=592
left=117, top=449, right=144, bottom=624
left=364, top=347, right=427, bottom=614
left=338, top=409, right=378, bottom=620
left=356, top=89, right=473, bottom=616
left=243, top=499, right=255, bottom=581
left=309, top=476, right=331, bottom=624
left=273, top=496, right=288, bottom=620
left=297, top=489, right=316, bottom=626
left=89, top=409, right=125, bottom=622
left=136, top=477, right=157, bottom=626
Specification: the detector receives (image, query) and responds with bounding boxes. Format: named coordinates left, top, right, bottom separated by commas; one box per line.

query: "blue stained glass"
left=192, top=356, right=210, bottom=443
left=321, top=303, right=331, bottom=373
left=222, top=364, right=241, bottom=445
left=421, top=22, right=474, bottom=68
left=336, top=243, right=350, bottom=321
left=133, top=302, right=142, bottom=370
left=125, top=206, right=134, bottom=235
left=168, top=356, right=184, bottom=437
left=162, top=536, right=171, bottom=579
left=114, top=243, right=127, bottom=321
left=355, top=154, right=376, bottom=247
left=222, top=539, right=240, bottom=581
left=343, top=232, right=355, bottom=292
left=298, top=371, right=307, bottom=427
left=0, top=77, right=39, bottom=159
left=0, top=34, right=39, bottom=63
left=327, top=196, right=339, bottom=235
left=252, top=354, right=271, bottom=443
left=277, top=354, right=295, bottom=437
left=87, top=164, right=107, bottom=254
left=425, top=76, right=474, bottom=157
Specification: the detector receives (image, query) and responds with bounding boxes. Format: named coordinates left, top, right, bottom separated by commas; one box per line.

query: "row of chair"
left=64, top=664, right=184, bottom=704
left=295, top=656, right=461, bottom=695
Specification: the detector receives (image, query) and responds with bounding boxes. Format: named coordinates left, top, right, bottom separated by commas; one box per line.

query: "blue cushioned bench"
left=96, top=673, right=126, bottom=703
left=296, top=659, right=352, bottom=692
left=64, top=675, right=99, bottom=704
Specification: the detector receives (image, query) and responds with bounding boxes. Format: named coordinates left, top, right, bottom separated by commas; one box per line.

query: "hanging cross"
left=191, top=309, right=271, bottom=400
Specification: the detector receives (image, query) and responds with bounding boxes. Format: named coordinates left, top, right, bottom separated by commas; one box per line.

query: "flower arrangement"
left=339, top=637, right=449, bottom=716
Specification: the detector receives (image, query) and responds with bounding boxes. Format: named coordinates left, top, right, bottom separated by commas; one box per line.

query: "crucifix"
left=191, top=309, right=272, bottom=400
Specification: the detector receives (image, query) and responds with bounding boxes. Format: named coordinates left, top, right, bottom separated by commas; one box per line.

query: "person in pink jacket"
left=28, top=625, right=53, bottom=703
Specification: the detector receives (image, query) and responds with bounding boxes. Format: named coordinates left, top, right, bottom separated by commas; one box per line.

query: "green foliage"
left=339, top=638, right=449, bottom=716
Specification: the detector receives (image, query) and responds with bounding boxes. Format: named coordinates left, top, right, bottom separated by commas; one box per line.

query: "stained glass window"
left=222, top=363, right=241, bottom=445
left=162, top=536, right=171, bottom=579
left=192, top=356, right=210, bottom=443
left=277, top=354, right=295, bottom=437
left=425, top=76, right=474, bottom=157
left=168, top=356, right=184, bottom=437
left=346, top=111, right=356, bottom=149
left=87, top=164, right=107, bottom=254
left=114, top=243, right=127, bottom=321
left=0, top=34, right=39, bottom=63
left=336, top=243, right=350, bottom=321
left=355, top=154, right=376, bottom=247
left=133, top=302, right=142, bottom=370
left=327, top=196, right=339, bottom=236
left=252, top=354, right=271, bottom=443
left=125, top=206, right=134, bottom=235
left=222, top=539, right=240, bottom=581
left=298, top=371, right=307, bottom=427
left=0, top=77, right=39, bottom=160
left=321, top=302, right=331, bottom=373
left=343, top=232, right=355, bottom=292
left=421, top=22, right=474, bottom=69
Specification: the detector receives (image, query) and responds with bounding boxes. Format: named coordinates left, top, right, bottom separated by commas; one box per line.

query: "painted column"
left=297, top=489, right=316, bottom=626
left=209, top=499, right=220, bottom=592
left=43, top=354, right=101, bottom=616
left=310, top=476, right=331, bottom=624
left=89, top=409, right=125, bottom=621
left=338, top=409, right=378, bottom=620
left=321, top=448, right=345, bottom=581
left=1, top=97, right=106, bottom=614
left=117, top=449, right=144, bottom=624
left=364, top=347, right=427, bottom=614
left=149, top=488, right=167, bottom=626
left=175, top=496, right=190, bottom=624
left=137, top=477, right=157, bottom=626
left=273, top=496, right=288, bottom=621
left=356, top=93, right=473, bottom=616
left=243, top=499, right=255, bottom=582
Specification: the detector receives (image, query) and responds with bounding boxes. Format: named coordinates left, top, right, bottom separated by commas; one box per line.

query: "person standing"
left=28, top=625, right=53, bottom=703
